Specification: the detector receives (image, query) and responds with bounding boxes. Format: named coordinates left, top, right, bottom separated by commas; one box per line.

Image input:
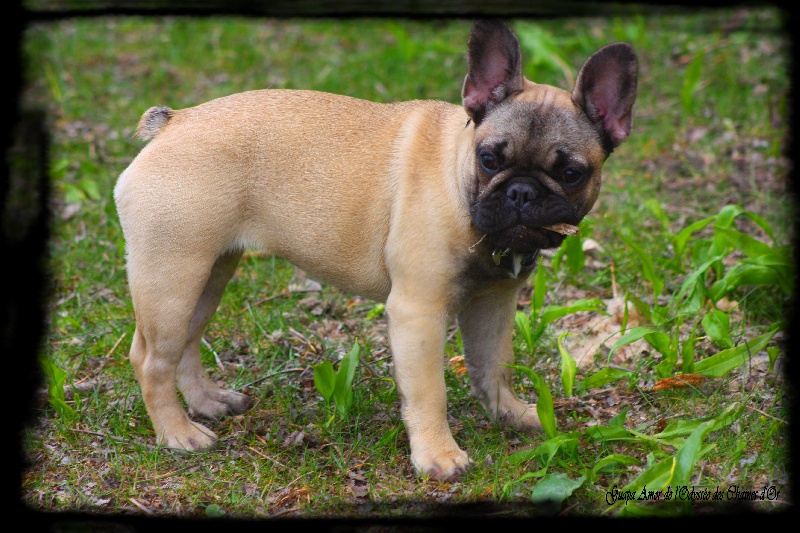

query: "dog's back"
left=115, top=89, right=466, bottom=301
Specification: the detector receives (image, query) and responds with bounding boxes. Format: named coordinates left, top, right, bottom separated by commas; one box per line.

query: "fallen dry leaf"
left=651, top=374, right=708, bottom=391
left=543, top=223, right=579, bottom=236
left=448, top=355, right=467, bottom=376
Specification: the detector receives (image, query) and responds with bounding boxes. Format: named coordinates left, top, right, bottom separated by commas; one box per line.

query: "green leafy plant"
left=204, top=504, right=226, bottom=518
left=588, top=203, right=790, bottom=387
left=557, top=333, right=577, bottom=397
left=515, top=257, right=607, bottom=355
left=313, top=341, right=362, bottom=422
left=506, top=364, right=557, bottom=439
left=610, top=403, right=743, bottom=516
left=551, top=233, right=586, bottom=276
left=673, top=205, right=792, bottom=313
left=41, top=359, right=75, bottom=420
left=680, top=51, right=704, bottom=116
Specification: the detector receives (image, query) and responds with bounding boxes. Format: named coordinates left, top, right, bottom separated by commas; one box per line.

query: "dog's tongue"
left=543, top=223, right=579, bottom=236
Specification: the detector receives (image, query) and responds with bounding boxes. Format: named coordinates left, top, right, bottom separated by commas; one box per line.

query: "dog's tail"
left=134, top=106, right=173, bottom=141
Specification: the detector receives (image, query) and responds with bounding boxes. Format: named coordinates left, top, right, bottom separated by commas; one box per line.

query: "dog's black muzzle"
left=470, top=177, right=579, bottom=252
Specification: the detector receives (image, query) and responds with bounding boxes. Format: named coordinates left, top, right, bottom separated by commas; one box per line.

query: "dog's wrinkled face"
left=461, top=21, right=638, bottom=254
left=467, top=90, right=607, bottom=252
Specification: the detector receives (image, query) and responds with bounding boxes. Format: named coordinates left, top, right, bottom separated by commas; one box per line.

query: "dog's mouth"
left=469, top=176, right=581, bottom=253
left=485, top=224, right=571, bottom=253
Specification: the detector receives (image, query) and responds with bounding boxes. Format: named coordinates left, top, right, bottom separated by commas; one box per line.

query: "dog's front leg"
left=458, top=281, right=542, bottom=431
left=386, top=289, right=472, bottom=482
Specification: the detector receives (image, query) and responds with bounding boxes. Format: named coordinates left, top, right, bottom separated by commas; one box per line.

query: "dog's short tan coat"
left=115, top=21, right=637, bottom=481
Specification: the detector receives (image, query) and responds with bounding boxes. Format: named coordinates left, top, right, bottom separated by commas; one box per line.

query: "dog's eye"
left=561, top=167, right=584, bottom=185
left=479, top=152, right=498, bottom=172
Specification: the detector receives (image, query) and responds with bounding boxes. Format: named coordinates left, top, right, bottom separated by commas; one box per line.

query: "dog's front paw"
left=157, top=419, right=218, bottom=451
left=412, top=447, right=474, bottom=482
left=498, top=401, right=542, bottom=431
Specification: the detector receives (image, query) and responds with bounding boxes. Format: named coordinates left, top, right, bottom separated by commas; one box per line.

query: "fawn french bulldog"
left=114, top=20, right=637, bottom=481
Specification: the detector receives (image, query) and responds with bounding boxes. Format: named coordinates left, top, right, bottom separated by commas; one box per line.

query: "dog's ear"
left=572, top=42, right=638, bottom=151
left=462, top=20, right=524, bottom=124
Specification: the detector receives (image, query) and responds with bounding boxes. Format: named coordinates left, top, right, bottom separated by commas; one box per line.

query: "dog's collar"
left=492, top=248, right=538, bottom=278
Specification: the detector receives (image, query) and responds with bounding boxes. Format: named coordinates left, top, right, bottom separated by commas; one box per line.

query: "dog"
left=114, top=20, right=637, bottom=482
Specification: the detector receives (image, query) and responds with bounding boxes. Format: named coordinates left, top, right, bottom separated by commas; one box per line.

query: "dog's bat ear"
left=572, top=42, right=639, bottom=151
left=461, top=20, right=524, bottom=124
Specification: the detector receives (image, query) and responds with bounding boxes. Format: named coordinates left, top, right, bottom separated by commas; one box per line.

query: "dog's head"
left=462, top=21, right=638, bottom=253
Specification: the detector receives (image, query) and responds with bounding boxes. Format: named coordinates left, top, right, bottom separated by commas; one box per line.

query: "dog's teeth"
left=543, top=223, right=579, bottom=236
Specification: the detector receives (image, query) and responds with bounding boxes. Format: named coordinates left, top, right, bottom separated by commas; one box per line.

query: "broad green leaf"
left=675, top=253, right=727, bottom=303
left=710, top=262, right=789, bottom=301
left=558, top=333, right=576, bottom=397
left=714, top=227, right=773, bottom=259
left=608, top=405, right=630, bottom=427
left=64, top=183, right=85, bottom=204
left=672, top=418, right=717, bottom=486
left=333, top=342, right=361, bottom=417
left=204, top=504, right=226, bottom=518
left=365, top=303, right=385, bottom=320
left=42, top=359, right=75, bottom=417
left=580, top=367, right=632, bottom=390
left=539, top=299, right=606, bottom=329
left=647, top=329, right=678, bottom=378
left=532, top=256, right=546, bottom=320
left=694, top=328, right=778, bottom=377
left=680, top=51, right=704, bottom=114
left=714, top=204, right=743, bottom=229
left=562, top=234, right=586, bottom=275
left=677, top=280, right=705, bottom=316
left=644, top=331, right=672, bottom=356
left=507, top=364, right=556, bottom=438
left=515, top=311, right=534, bottom=353
left=509, top=433, right=578, bottom=467
left=586, top=425, right=634, bottom=442
left=607, top=326, right=654, bottom=359
left=673, top=216, right=715, bottom=264
left=335, top=342, right=360, bottom=395
left=616, top=232, right=663, bottom=298
left=767, top=347, right=779, bottom=373
left=591, top=454, right=640, bottom=479
left=506, top=447, right=539, bottom=466
left=313, top=361, right=336, bottom=402
left=627, top=427, right=684, bottom=448
left=624, top=456, right=676, bottom=493
left=701, top=310, right=734, bottom=349
left=654, top=403, right=742, bottom=439
left=741, top=251, right=793, bottom=267
left=531, top=472, right=586, bottom=507
left=681, top=324, right=698, bottom=374
left=627, top=294, right=652, bottom=323
left=741, top=210, right=777, bottom=244
left=79, top=178, right=103, bottom=201
left=376, top=426, right=400, bottom=447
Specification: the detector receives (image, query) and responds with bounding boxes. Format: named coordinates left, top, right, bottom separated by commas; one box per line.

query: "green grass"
left=20, top=8, right=791, bottom=518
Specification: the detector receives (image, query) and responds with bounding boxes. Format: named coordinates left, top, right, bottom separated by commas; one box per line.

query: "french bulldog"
left=114, top=20, right=637, bottom=482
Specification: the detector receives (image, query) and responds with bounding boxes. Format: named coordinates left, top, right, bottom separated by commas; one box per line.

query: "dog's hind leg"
left=127, top=249, right=244, bottom=451
left=176, top=249, right=253, bottom=420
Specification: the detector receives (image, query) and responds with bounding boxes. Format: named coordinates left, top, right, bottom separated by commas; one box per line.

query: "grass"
left=17, top=7, right=792, bottom=520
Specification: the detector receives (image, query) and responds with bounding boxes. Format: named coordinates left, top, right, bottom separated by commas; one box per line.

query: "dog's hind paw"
left=186, top=387, right=253, bottom=420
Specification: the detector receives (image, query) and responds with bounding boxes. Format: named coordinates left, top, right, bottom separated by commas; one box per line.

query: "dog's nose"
left=506, top=182, right=537, bottom=208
